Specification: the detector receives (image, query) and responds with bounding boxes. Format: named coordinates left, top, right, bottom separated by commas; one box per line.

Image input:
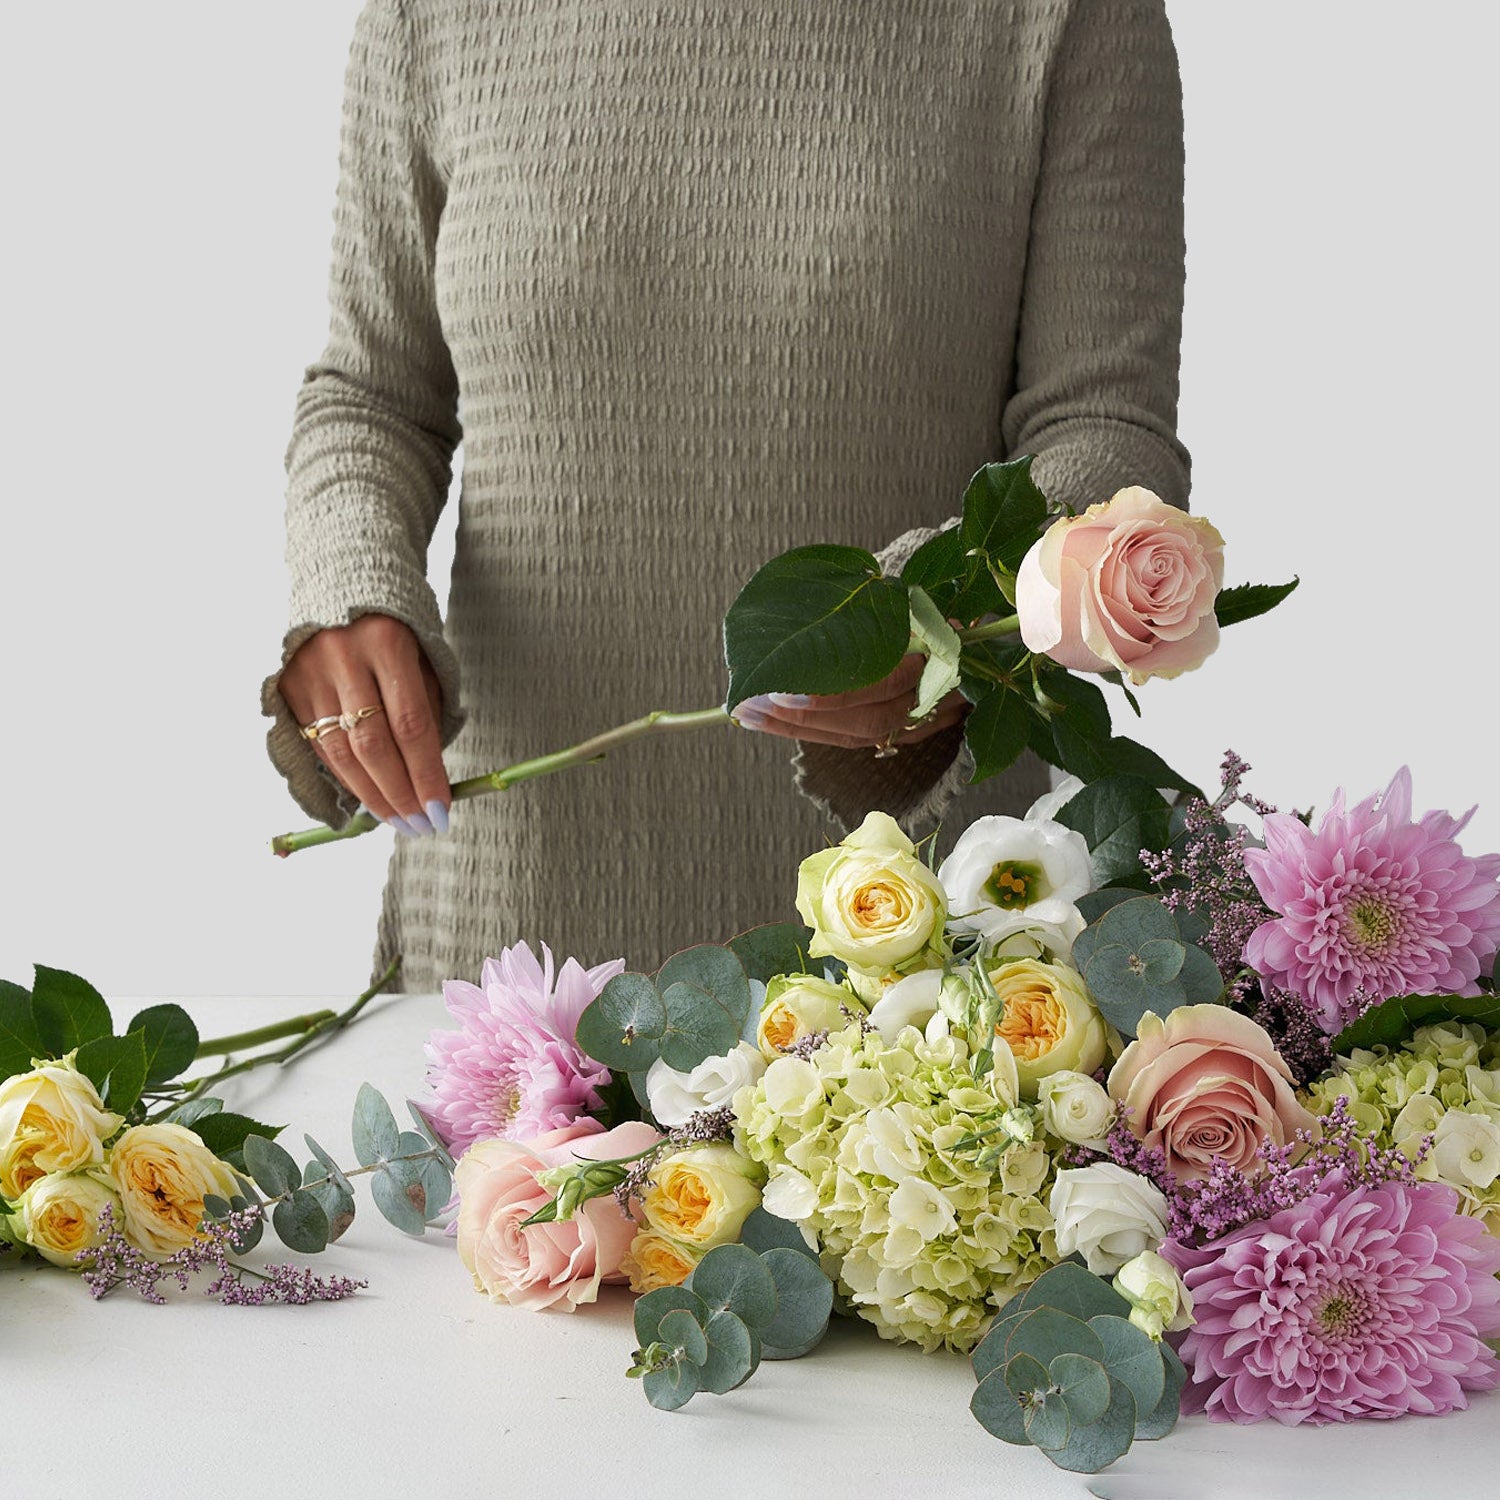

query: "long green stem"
left=195, top=1011, right=338, bottom=1058
left=166, top=957, right=402, bottom=1110
left=270, top=706, right=733, bottom=857
left=957, top=614, right=1020, bottom=643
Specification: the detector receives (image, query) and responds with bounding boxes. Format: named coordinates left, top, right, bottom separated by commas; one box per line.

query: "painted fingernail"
left=425, top=799, right=450, bottom=833
left=734, top=707, right=767, bottom=728
left=385, top=814, right=414, bottom=836
left=406, top=810, right=434, bottom=836
left=768, top=693, right=814, bottom=708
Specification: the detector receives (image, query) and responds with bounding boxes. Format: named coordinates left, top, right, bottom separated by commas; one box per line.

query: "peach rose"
left=1016, top=486, right=1224, bottom=685
left=455, top=1118, right=662, bottom=1312
left=1107, top=1005, right=1316, bottom=1181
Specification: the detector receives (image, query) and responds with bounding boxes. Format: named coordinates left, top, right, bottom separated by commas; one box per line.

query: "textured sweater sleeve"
left=791, top=0, right=1190, bottom=837
left=260, top=0, right=465, bottom=828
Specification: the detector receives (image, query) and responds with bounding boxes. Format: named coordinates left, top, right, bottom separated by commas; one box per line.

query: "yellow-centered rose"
left=109, top=1123, right=240, bottom=1257
left=0, top=1054, right=122, bottom=1200
left=989, top=958, right=1107, bottom=1099
left=756, top=974, right=860, bottom=1058
left=795, top=812, right=946, bottom=974
left=621, top=1229, right=700, bottom=1293
left=641, top=1144, right=763, bottom=1249
left=13, top=1171, right=121, bottom=1268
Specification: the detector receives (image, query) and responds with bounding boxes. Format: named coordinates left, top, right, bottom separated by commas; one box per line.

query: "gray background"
left=2, top=3, right=1494, bottom=997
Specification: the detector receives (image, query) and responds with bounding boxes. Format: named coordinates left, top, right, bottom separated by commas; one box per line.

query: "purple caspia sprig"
left=1089, top=1095, right=1429, bottom=1246
left=78, top=1202, right=366, bottom=1306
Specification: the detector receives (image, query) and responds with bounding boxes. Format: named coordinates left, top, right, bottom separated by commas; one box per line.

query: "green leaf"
left=902, top=525, right=1008, bottom=624
left=1003, top=1262, right=1132, bottom=1325
left=304, top=1171, right=356, bottom=1243
left=1097, top=735, right=1202, bottom=798
left=759, top=1246, right=834, bottom=1358
left=1088, top=1315, right=1165, bottom=1419
left=272, top=1188, right=330, bottom=1253
left=1038, top=670, right=1112, bottom=741
left=224, top=1195, right=263, bottom=1253
left=371, top=1160, right=428, bottom=1235
left=0, top=980, right=44, bottom=1080
left=658, top=982, right=743, bottom=1072
left=901, top=524, right=966, bottom=590
left=723, top=544, right=912, bottom=708
left=575, top=974, right=667, bottom=1072
left=1135, top=1340, right=1186, bottom=1440
left=964, top=687, right=1032, bottom=784
left=971, top=1306, right=1032, bottom=1383
left=30, top=966, right=113, bottom=1055
left=303, top=1134, right=353, bottom=1195
left=906, top=585, right=963, bottom=719
left=1215, top=576, right=1299, bottom=628
left=351, top=1082, right=400, bottom=1167
left=726, top=924, right=817, bottom=987
left=243, top=1132, right=301, bottom=1197
left=1074, top=889, right=1139, bottom=926
left=657, top=1308, right=710, bottom=1367
left=687, top=1243, right=777, bottom=1330
left=1045, top=1379, right=1137, bottom=1474
left=657, top=945, right=752, bottom=1034
left=125, top=1004, right=199, bottom=1086
left=959, top=457, right=1049, bottom=574
left=1049, top=1352, right=1112, bottom=1426
left=1005, top=1308, right=1106, bottom=1369
left=74, top=1031, right=148, bottom=1114
left=188, top=1111, right=280, bottom=1159
left=739, top=1207, right=817, bottom=1261
left=1056, top=775, right=1172, bottom=887
left=634, top=1285, right=708, bottom=1346
left=417, top=1155, right=453, bottom=1223
left=698, top=1308, right=757, bottom=1394
left=164, top=1096, right=223, bottom=1129
left=1331, top=991, right=1500, bottom=1056
left=971, top=1367, right=1032, bottom=1445
left=643, top=1357, right=700, bottom=1412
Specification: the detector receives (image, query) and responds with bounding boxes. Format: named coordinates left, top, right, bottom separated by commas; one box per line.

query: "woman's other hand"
left=731, top=653, right=968, bottom=750
left=277, top=614, right=452, bottom=835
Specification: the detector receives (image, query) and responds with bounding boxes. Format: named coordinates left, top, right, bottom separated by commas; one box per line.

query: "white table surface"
left=7, top=994, right=1497, bottom=1500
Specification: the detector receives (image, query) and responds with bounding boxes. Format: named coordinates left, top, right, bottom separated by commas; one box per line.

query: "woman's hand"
left=731, top=653, right=968, bottom=749
left=277, top=614, right=452, bottom=835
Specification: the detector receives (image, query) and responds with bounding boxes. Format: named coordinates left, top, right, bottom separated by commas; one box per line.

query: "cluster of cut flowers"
left=420, top=750, right=1500, bottom=1447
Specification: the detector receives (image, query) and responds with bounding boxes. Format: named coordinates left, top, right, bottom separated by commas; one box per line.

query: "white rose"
left=937, top=813, right=1092, bottom=952
left=1430, top=1110, right=1500, bottom=1191
left=1112, top=1249, right=1194, bottom=1339
left=1037, top=1070, right=1116, bottom=1147
left=1049, top=1163, right=1169, bottom=1275
left=645, top=1042, right=767, bottom=1128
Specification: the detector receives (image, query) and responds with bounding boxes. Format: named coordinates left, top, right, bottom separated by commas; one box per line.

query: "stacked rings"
left=300, top=704, right=385, bottom=742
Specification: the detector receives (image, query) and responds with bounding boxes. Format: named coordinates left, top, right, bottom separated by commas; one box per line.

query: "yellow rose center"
left=995, top=987, right=1068, bottom=1061
left=650, top=1170, right=712, bottom=1237
left=851, top=879, right=910, bottom=933
left=762, top=1006, right=799, bottom=1051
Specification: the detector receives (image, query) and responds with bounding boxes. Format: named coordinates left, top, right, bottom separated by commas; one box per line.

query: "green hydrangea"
left=1304, top=1021, right=1500, bottom=1232
left=732, top=1021, right=1057, bottom=1353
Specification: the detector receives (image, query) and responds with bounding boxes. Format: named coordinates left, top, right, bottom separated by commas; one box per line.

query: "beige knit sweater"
left=262, top=0, right=1191, bottom=991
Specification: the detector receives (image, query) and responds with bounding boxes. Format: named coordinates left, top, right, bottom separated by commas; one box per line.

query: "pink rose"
left=1106, top=1005, right=1315, bottom=1182
left=1016, top=486, right=1224, bottom=685
left=455, top=1118, right=662, bottom=1311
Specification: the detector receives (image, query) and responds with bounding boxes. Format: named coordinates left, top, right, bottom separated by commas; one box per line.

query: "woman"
left=262, top=0, right=1191, bottom=992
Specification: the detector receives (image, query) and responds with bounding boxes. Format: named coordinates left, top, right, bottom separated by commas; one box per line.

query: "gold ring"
left=300, top=715, right=344, bottom=742
left=873, top=730, right=901, bottom=759
left=337, top=704, right=384, bottom=732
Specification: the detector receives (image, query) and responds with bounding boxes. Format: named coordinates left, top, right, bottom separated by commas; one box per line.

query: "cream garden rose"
left=108, top=1123, right=240, bottom=1257
left=12, top=1171, right=122, bottom=1268
left=1049, top=1162, right=1170, bottom=1275
left=989, top=959, right=1108, bottom=1098
left=640, top=1144, right=763, bottom=1250
left=755, top=975, right=859, bottom=1057
left=0, top=1055, right=122, bottom=1200
left=1037, top=1070, right=1115, bottom=1146
left=1016, top=486, right=1225, bottom=685
left=795, top=811, right=946, bottom=975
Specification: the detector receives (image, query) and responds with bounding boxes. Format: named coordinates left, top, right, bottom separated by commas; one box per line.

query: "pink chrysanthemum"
left=423, top=942, right=623, bottom=1154
left=1162, top=1174, right=1500, bottom=1425
left=1243, top=768, right=1500, bottom=1032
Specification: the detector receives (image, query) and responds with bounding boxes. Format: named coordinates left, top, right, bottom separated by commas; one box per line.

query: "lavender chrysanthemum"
left=1243, top=768, right=1500, bottom=1032
left=424, top=941, right=623, bottom=1153
left=1162, top=1173, right=1500, bottom=1425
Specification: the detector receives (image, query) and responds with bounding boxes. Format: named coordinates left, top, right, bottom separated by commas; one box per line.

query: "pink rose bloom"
left=1016, top=486, right=1224, bottom=685
left=1107, top=1005, right=1316, bottom=1182
left=455, top=1118, right=662, bottom=1312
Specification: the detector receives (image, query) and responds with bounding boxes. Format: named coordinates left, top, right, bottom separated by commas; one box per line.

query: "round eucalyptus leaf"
left=759, top=1246, right=834, bottom=1358
left=243, top=1132, right=300, bottom=1197
left=1179, top=943, right=1227, bottom=1005
left=657, top=1308, right=709, bottom=1368
left=272, top=1187, right=330, bottom=1254
left=1002, top=1350, right=1051, bottom=1403
left=351, top=1083, right=401, bottom=1167
left=303, top=1134, right=353, bottom=1194
left=687, top=1243, right=777, bottom=1330
left=970, top=1368, right=1031, bottom=1445
left=634, top=1285, right=707, bottom=1346
left=698, top=1309, right=756, bottom=1394
left=1048, top=1352, right=1111, bottom=1426
left=1008, top=1262, right=1131, bottom=1324
left=371, top=1161, right=427, bottom=1236
left=1095, top=896, right=1181, bottom=949
left=1135, top=1339, right=1187, bottom=1440
left=1087, top=1315, right=1165, bottom=1419
left=739, top=1207, right=816, bottom=1261
left=1021, top=1392, right=1071, bottom=1452
left=575, top=974, right=666, bottom=1072
left=972, top=1307, right=1029, bottom=1383
left=1136, top=938, right=1185, bottom=984
left=657, top=945, right=752, bottom=1032
left=305, top=1173, right=357, bottom=1243
left=1045, top=1379, right=1137, bottom=1474
left=658, top=981, right=741, bottom=1072
left=643, top=1357, right=701, bottom=1412
left=1005, top=1307, right=1106, bottom=1368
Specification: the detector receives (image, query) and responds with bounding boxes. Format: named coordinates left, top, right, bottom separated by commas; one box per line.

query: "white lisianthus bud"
left=1112, top=1249, right=1194, bottom=1339
left=1037, top=1070, right=1116, bottom=1147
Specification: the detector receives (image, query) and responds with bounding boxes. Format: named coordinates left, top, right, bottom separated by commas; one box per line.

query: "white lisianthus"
left=937, top=810, right=1092, bottom=953
left=868, top=969, right=952, bottom=1045
left=1049, top=1163, right=1169, bottom=1275
left=1037, top=1070, right=1116, bottom=1147
left=645, top=1042, right=766, bottom=1128
left=1112, top=1249, right=1194, bottom=1339
left=1026, top=774, right=1086, bottom=824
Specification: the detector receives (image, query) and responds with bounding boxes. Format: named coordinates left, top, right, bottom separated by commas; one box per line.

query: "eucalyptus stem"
left=167, top=956, right=402, bottom=1109
left=270, top=705, right=733, bottom=857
